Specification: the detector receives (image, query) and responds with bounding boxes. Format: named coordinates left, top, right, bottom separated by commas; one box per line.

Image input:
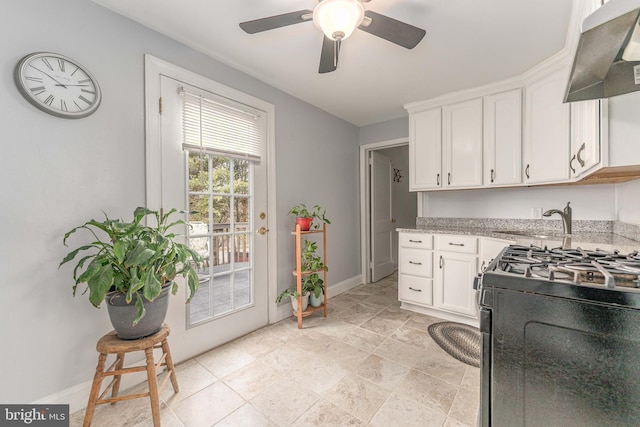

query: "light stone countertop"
left=398, top=218, right=640, bottom=253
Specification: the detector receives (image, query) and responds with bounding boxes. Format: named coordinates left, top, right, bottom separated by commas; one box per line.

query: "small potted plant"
left=289, top=203, right=331, bottom=231
left=303, top=273, right=325, bottom=308
left=301, top=239, right=327, bottom=307
left=276, top=287, right=310, bottom=313
left=59, top=207, right=204, bottom=339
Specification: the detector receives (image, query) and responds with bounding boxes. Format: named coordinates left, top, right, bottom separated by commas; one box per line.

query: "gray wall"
left=0, top=0, right=360, bottom=404
left=359, top=116, right=408, bottom=145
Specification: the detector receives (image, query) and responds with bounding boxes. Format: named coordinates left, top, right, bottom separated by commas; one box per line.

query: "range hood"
left=565, top=0, right=640, bottom=102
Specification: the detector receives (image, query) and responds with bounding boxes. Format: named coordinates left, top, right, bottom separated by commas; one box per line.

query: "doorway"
left=145, top=55, right=276, bottom=362
left=360, top=139, right=417, bottom=284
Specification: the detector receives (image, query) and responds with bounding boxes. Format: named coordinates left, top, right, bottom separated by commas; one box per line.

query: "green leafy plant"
left=288, top=203, right=331, bottom=230
left=275, top=287, right=305, bottom=303
left=303, top=273, right=324, bottom=298
left=301, top=239, right=327, bottom=272
left=59, top=207, right=204, bottom=325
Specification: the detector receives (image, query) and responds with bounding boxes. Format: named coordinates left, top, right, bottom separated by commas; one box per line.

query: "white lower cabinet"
left=398, top=233, right=434, bottom=306
left=398, top=232, right=479, bottom=322
left=435, top=235, right=478, bottom=318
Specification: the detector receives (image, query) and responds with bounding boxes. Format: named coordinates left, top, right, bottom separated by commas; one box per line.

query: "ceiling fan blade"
left=319, top=36, right=340, bottom=74
left=239, top=9, right=313, bottom=34
left=359, top=10, right=426, bottom=49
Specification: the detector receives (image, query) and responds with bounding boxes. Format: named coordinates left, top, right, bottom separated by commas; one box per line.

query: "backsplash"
left=613, top=221, right=640, bottom=243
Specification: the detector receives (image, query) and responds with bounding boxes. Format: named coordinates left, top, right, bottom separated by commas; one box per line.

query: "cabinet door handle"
left=448, top=242, right=464, bottom=247
left=577, top=143, right=586, bottom=167
left=408, top=239, right=422, bottom=243
left=409, top=287, right=422, bottom=292
left=439, top=255, right=443, bottom=269
left=409, top=261, right=422, bottom=265
left=525, top=164, right=530, bottom=179
left=436, top=173, right=440, bottom=186
left=490, top=169, right=494, bottom=183
left=569, top=154, right=577, bottom=174
left=447, top=172, right=451, bottom=185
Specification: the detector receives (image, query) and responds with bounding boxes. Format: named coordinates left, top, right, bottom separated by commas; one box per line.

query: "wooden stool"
left=83, top=324, right=178, bottom=427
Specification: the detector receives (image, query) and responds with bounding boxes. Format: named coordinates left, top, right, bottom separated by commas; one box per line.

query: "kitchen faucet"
left=543, top=202, right=572, bottom=235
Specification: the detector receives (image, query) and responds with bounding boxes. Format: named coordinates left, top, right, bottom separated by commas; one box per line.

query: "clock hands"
left=29, top=64, right=68, bottom=88
left=54, top=84, right=89, bottom=87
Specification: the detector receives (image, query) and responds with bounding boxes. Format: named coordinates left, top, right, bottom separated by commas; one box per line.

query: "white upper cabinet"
left=442, top=98, right=484, bottom=188
left=523, top=68, right=571, bottom=184
left=409, top=107, right=442, bottom=190
left=570, top=100, right=601, bottom=178
left=483, top=89, right=522, bottom=186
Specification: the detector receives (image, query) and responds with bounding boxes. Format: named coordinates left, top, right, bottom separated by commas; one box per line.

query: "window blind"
left=181, top=89, right=264, bottom=161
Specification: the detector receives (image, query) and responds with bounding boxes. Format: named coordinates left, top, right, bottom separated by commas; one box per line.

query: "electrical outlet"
left=532, top=208, right=543, bottom=219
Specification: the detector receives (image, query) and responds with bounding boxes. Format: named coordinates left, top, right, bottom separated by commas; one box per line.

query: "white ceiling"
left=91, top=0, right=575, bottom=126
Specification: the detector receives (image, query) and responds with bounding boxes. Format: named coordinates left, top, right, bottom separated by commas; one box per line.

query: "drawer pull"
left=448, top=242, right=465, bottom=247
left=409, top=287, right=422, bottom=292
left=408, top=239, right=422, bottom=243
left=409, top=261, right=422, bottom=265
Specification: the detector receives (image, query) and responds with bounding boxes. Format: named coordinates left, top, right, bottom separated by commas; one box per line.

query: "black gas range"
left=477, top=244, right=640, bottom=427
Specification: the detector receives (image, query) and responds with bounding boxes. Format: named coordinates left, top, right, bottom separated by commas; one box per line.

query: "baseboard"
left=273, top=274, right=363, bottom=323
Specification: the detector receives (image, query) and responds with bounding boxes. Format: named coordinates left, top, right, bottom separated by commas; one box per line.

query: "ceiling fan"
left=239, top=0, right=426, bottom=74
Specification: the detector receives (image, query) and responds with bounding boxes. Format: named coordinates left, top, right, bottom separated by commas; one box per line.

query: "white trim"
left=144, top=54, right=279, bottom=329
left=359, top=138, right=409, bottom=284
left=273, top=274, right=363, bottom=323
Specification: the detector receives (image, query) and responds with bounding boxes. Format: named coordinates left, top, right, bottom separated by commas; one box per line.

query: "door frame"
left=360, top=138, right=421, bottom=284
left=144, top=54, right=279, bottom=330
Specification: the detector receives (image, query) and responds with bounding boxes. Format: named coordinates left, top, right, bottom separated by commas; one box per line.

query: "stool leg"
left=145, top=347, right=161, bottom=427
left=161, top=339, right=179, bottom=393
left=111, top=353, right=125, bottom=404
left=83, top=353, right=107, bottom=427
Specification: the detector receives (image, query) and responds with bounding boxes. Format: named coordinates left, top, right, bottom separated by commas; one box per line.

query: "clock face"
left=15, top=52, right=101, bottom=119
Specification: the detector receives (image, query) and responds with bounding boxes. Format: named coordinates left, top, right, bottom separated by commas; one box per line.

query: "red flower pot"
left=296, top=217, right=313, bottom=231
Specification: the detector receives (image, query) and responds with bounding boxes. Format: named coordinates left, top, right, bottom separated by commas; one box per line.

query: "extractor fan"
left=239, top=0, right=426, bottom=73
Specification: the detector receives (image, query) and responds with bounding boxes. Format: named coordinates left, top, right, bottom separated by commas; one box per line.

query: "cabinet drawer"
left=399, top=248, right=433, bottom=277
left=436, top=235, right=478, bottom=254
left=399, top=274, right=433, bottom=306
left=399, top=233, right=433, bottom=249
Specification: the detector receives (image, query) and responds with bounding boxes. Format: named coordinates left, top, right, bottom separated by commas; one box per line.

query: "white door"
left=570, top=99, right=601, bottom=178
left=484, top=89, right=522, bottom=186
left=370, top=151, right=395, bottom=282
left=523, top=69, right=570, bottom=184
left=409, top=108, right=442, bottom=190
left=436, top=252, right=478, bottom=317
left=155, top=75, right=269, bottom=360
left=442, top=98, right=484, bottom=188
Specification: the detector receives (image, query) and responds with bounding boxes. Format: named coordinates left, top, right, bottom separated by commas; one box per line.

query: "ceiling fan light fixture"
left=313, top=0, right=365, bottom=41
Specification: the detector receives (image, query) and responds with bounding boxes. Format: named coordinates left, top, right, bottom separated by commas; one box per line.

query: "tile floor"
left=71, top=273, right=480, bottom=426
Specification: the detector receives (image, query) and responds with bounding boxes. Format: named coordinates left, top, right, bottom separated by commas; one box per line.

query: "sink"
left=493, top=230, right=567, bottom=239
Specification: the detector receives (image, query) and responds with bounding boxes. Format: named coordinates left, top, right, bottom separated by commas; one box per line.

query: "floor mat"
left=428, top=321, right=481, bottom=367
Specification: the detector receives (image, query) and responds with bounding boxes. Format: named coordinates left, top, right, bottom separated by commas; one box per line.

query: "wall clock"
left=15, top=52, right=102, bottom=119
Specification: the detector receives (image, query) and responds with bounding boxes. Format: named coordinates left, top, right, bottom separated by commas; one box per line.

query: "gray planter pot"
left=106, top=282, right=171, bottom=339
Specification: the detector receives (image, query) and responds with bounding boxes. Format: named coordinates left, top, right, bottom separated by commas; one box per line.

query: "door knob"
left=257, top=227, right=269, bottom=235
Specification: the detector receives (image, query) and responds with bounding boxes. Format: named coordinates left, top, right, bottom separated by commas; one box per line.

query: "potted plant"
left=59, top=207, right=204, bottom=339
left=303, top=273, right=325, bottom=308
left=301, top=239, right=327, bottom=307
left=289, top=203, right=331, bottom=231
left=276, top=287, right=309, bottom=313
